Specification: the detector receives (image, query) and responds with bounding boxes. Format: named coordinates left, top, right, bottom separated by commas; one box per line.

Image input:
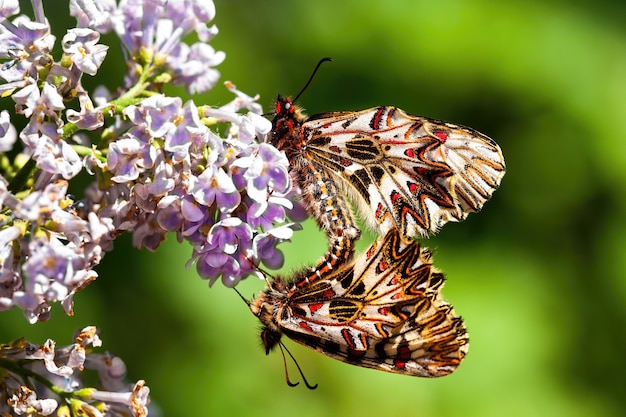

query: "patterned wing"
left=302, top=106, right=506, bottom=241
left=275, top=229, right=468, bottom=377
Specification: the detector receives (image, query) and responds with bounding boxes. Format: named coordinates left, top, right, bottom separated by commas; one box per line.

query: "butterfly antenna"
left=279, top=341, right=318, bottom=390
left=277, top=342, right=299, bottom=387
left=241, top=251, right=275, bottom=287
left=293, top=57, right=333, bottom=103
left=233, top=287, right=251, bottom=307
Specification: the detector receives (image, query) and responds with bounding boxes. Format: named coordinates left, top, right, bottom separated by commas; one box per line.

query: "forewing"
left=279, top=229, right=468, bottom=377
left=303, top=106, right=505, bottom=240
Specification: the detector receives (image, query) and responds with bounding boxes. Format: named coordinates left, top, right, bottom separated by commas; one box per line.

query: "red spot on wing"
left=408, top=182, right=418, bottom=194
left=322, top=289, right=335, bottom=299
left=378, top=260, right=388, bottom=272
left=342, top=329, right=356, bottom=349
left=299, top=321, right=313, bottom=332
left=309, top=303, right=323, bottom=313
left=378, top=306, right=390, bottom=315
left=391, top=191, right=400, bottom=204
left=375, top=203, right=385, bottom=220
left=433, top=131, right=448, bottom=143
left=404, top=148, right=416, bottom=158
left=398, top=345, right=412, bottom=360
left=394, top=359, right=407, bottom=370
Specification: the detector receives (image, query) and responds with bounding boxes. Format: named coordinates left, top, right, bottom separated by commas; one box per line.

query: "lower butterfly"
left=248, top=228, right=468, bottom=385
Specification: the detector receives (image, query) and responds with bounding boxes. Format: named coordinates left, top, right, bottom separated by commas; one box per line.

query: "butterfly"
left=269, top=62, right=505, bottom=257
left=249, top=228, right=468, bottom=385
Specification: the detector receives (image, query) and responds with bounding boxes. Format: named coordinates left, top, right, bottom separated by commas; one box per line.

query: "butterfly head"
left=274, top=95, right=295, bottom=117
left=250, top=290, right=284, bottom=354
left=259, top=326, right=281, bottom=355
left=269, top=95, right=307, bottom=152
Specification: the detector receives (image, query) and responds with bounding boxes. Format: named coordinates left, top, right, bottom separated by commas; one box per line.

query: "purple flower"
left=132, top=212, right=167, bottom=251
left=247, top=201, right=288, bottom=230
left=62, top=28, right=108, bottom=75
left=220, top=81, right=263, bottom=115
left=0, top=16, right=55, bottom=83
left=107, top=127, right=157, bottom=182
left=178, top=194, right=210, bottom=239
left=0, top=226, right=20, bottom=298
left=163, top=100, right=213, bottom=163
left=208, top=217, right=253, bottom=255
left=163, top=0, right=217, bottom=41
left=22, top=123, right=82, bottom=179
left=13, top=82, right=64, bottom=124
left=14, top=236, right=76, bottom=323
left=69, top=0, right=116, bottom=32
left=252, top=225, right=298, bottom=270
left=189, top=165, right=240, bottom=212
left=0, top=0, right=19, bottom=19
left=65, top=89, right=104, bottom=130
left=169, top=41, right=225, bottom=94
left=231, top=142, right=292, bottom=222
left=155, top=194, right=185, bottom=233
left=124, top=94, right=181, bottom=138
left=195, top=241, right=243, bottom=287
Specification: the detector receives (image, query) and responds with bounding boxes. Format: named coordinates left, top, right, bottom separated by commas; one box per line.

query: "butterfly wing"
left=277, top=229, right=468, bottom=377
left=302, top=106, right=505, bottom=241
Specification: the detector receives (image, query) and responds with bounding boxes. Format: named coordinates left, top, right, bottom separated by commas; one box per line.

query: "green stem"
left=8, top=158, right=36, bottom=194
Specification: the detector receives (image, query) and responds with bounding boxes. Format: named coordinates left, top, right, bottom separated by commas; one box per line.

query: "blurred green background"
left=3, top=0, right=626, bottom=416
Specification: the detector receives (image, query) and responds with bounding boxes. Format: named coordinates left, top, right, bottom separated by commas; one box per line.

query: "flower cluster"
left=0, top=0, right=303, bottom=326
left=0, top=326, right=150, bottom=417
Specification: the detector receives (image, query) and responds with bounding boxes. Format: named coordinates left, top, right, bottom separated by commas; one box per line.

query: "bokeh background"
left=2, top=0, right=626, bottom=416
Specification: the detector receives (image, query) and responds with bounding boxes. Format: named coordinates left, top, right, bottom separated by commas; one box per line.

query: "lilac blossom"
left=1, top=0, right=317, bottom=412
left=190, top=165, right=241, bottom=212
left=1, top=326, right=151, bottom=417
left=94, top=0, right=225, bottom=94
left=107, top=127, right=157, bottom=182
left=0, top=0, right=304, bottom=330
left=62, top=28, right=108, bottom=75
left=0, top=12, right=55, bottom=83
left=70, top=0, right=116, bottom=32
left=0, top=2, right=319, bottom=413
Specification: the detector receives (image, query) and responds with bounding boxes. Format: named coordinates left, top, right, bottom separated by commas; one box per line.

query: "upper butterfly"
left=269, top=93, right=505, bottom=244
